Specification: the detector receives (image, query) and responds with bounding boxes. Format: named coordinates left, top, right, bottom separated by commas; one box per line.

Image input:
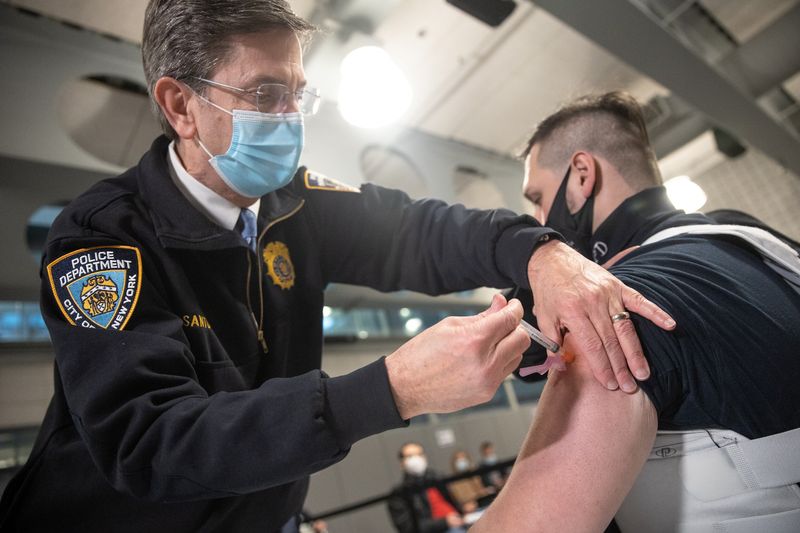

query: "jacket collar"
left=136, top=136, right=304, bottom=250
left=590, top=186, right=712, bottom=264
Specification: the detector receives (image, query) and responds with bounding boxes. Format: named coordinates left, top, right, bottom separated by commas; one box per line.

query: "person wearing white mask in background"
left=388, top=443, right=467, bottom=533
left=478, top=441, right=507, bottom=491
left=447, top=450, right=492, bottom=514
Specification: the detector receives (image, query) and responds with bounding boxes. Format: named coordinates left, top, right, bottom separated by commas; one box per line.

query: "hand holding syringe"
left=517, top=319, right=573, bottom=377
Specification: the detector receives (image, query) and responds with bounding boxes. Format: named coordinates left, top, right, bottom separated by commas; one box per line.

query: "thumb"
left=471, top=293, right=507, bottom=321
left=478, top=298, right=523, bottom=343
left=486, top=293, right=508, bottom=315
left=533, top=309, right=564, bottom=354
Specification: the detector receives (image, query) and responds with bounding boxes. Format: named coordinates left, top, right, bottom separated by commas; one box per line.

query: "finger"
left=474, top=293, right=508, bottom=321
left=487, top=292, right=508, bottom=314
left=613, top=314, right=650, bottom=381
left=494, top=328, right=530, bottom=375
left=566, top=315, right=619, bottom=390
left=478, top=298, right=524, bottom=343
left=531, top=306, right=564, bottom=354
left=588, top=303, right=637, bottom=392
left=501, top=349, right=525, bottom=378
left=622, top=286, right=676, bottom=330
left=494, top=329, right=531, bottom=367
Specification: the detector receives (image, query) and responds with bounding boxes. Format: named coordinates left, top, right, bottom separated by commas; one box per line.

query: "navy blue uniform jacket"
left=0, top=136, right=556, bottom=532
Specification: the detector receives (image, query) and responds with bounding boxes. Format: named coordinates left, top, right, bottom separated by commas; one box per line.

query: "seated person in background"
left=478, top=441, right=507, bottom=491
left=387, top=442, right=467, bottom=533
left=448, top=450, right=493, bottom=512
left=473, top=92, right=800, bottom=532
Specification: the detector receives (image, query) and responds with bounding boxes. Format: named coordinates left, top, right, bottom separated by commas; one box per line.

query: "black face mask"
left=544, top=167, right=595, bottom=259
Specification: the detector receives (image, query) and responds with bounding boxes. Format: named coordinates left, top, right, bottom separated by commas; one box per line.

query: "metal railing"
left=305, top=458, right=516, bottom=532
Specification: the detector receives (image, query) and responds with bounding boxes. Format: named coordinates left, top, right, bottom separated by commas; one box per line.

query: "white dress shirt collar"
left=166, top=140, right=259, bottom=230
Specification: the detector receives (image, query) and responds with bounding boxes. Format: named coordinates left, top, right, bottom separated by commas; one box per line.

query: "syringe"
left=518, top=319, right=566, bottom=377
left=518, top=319, right=559, bottom=353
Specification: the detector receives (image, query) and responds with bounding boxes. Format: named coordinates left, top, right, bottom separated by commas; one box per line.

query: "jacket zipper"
left=246, top=199, right=305, bottom=354
left=245, top=250, right=263, bottom=351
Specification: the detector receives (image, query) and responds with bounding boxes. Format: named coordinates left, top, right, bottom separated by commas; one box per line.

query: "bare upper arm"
left=473, top=353, right=658, bottom=532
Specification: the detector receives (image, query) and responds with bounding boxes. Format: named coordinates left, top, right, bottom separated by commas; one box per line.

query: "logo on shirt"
left=592, top=241, right=608, bottom=263
left=304, top=170, right=360, bottom=193
left=47, top=246, right=142, bottom=330
left=653, top=446, right=678, bottom=459
left=263, top=241, right=295, bottom=290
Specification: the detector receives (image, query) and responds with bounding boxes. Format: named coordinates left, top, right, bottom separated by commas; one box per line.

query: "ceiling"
left=2, top=0, right=798, bottom=160
left=0, top=0, right=662, bottom=157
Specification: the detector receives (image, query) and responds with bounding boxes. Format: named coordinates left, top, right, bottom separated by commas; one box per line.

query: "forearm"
left=473, top=355, right=657, bottom=532
left=52, top=319, right=403, bottom=501
left=313, top=183, right=555, bottom=293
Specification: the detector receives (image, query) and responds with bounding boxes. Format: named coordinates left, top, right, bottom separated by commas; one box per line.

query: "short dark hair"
left=520, top=91, right=662, bottom=189
left=479, top=441, right=493, bottom=452
left=142, top=0, right=316, bottom=140
left=398, top=442, right=423, bottom=460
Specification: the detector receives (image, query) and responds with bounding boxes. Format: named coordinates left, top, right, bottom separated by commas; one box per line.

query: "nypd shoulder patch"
left=47, top=246, right=142, bottom=331
left=304, top=170, right=360, bottom=193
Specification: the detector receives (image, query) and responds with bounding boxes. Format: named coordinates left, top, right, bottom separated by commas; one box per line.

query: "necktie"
left=239, top=208, right=257, bottom=252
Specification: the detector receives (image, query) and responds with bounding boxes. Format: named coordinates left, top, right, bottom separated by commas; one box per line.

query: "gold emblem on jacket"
left=263, top=241, right=295, bottom=290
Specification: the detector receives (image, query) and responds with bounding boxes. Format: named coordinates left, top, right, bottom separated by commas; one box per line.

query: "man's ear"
left=571, top=151, right=597, bottom=199
left=153, top=77, right=197, bottom=140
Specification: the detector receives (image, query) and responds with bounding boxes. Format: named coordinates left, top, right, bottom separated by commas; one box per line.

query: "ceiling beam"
left=531, top=0, right=800, bottom=178
left=650, top=110, right=710, bottom=159
left=717, top=2, right=800, bottom=98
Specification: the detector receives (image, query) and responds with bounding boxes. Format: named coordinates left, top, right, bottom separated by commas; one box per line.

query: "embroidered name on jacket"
left=183, top=314, right=211, bottom=329
left=47, top=246, right=142, bottom=330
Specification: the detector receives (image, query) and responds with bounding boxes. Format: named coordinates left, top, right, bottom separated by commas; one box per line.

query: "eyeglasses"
left=194, top=77, right=321, bottom=116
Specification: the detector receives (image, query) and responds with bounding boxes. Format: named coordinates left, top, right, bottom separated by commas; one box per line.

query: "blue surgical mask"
left=196, top=97, right=304, bottom=198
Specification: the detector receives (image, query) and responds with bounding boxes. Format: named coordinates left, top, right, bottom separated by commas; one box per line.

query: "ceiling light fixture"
left=338, top=46, right=412, bottom=129
left=664, top=175, right=707, bottom=213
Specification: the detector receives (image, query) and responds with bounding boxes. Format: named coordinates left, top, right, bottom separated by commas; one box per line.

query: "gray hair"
left=142, top=0, right=316, bottom=140
left=520, top=92, right=662, bottom=189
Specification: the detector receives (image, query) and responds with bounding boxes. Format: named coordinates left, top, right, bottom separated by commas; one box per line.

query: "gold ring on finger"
left=610, top=311, right=631, bottom=323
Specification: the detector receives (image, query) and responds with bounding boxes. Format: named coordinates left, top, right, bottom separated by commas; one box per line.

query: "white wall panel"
left=0, top=353, right=53, bottom=429
left=698, top=146, right=800, bottom=240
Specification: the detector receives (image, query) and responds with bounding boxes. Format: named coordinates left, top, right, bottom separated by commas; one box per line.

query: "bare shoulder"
left=545, top=352, right=657, bottom=435
left=473, top=353, right=658, bottom=533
